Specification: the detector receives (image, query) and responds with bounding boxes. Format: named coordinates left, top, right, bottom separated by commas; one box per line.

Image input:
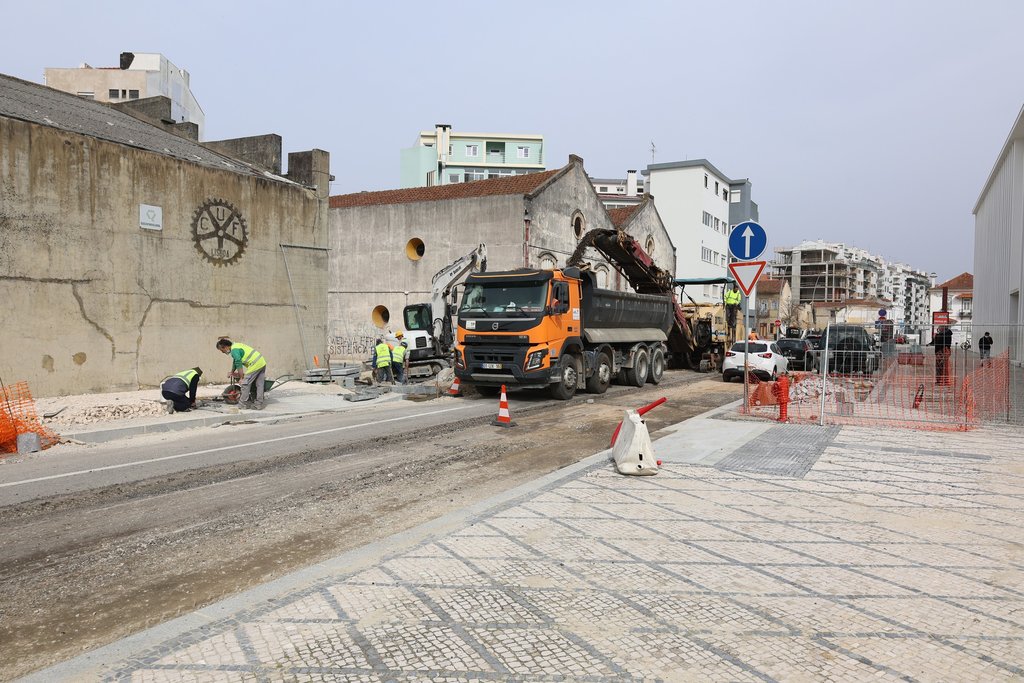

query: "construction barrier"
left=0, top=381, right=60, bottom=454
left=741, top=350, right=1013, bottom=432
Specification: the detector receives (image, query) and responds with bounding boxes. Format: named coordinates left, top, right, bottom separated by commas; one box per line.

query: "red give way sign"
left=728, top=260, right=766, bottom=296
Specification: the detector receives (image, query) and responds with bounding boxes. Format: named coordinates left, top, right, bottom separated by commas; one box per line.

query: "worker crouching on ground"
left=391, top=332, right=409, bottom=385
left=217, top=338, right=268, bottom=409
left=161, top=367, right=203, bottom=413
left=372, top=338, right=394, bottom=384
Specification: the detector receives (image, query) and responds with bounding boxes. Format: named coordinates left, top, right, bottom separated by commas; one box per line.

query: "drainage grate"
left=715, top=424, right=841, bottom=478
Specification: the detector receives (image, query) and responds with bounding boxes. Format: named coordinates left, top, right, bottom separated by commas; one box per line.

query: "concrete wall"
left=0, top=116, right=328, bottom=397
left=328, top=193, right=526, bottom=356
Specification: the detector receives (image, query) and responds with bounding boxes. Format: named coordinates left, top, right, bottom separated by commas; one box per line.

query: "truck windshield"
left=459, top=282, right=548, bottom=317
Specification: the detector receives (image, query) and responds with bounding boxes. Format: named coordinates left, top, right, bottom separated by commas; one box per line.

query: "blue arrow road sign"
left=728, top=221, right=767, bottom=261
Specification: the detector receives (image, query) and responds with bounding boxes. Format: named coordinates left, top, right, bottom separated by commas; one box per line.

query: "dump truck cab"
left=455, top=266, right=672, bottom=399
left=455, top=268, right=583, bottom=391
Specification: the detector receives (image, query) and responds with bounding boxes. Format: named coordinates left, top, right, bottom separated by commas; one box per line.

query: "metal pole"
left=743, top=291, right=749, bottom=413
left=819, top=323, right=831, bottom=426
left=280, top=244, right=312, bottom=374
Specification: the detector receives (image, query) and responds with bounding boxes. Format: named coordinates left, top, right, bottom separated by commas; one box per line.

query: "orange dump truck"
left=454, top=267, right=674, bottom=400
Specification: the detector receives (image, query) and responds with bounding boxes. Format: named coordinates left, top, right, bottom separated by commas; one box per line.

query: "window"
left=599, top=186, right=608, bottom=193
left=465, top=170, right=486, bottom=181
left=108, top=89, right=119, bottom=99
left=722, top=188, right=728, bottom=201
left=730, top=189, right=741, bottom=203
left=465, top=144, right=478, bottom=157
left=517, top=146, right=530, bottom=159
left=714, top=217, right=720, bottom=231
left=702, top=211, right=713, bottom=227
left=128, top=89, right=139, bottom=99
left=704, top=174, right=708, bottom=188
left=572, top=212, right=585, bottom=238
left=448, top=173, right=462, bottom=183
left=715, top=181, right=719, bottom=194
left=76, top=91, right=94, bottom=99
left=645, top=235, right=656, bottom=255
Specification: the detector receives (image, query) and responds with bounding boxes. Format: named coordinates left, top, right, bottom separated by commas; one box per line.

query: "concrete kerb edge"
left=57, top=393, right=405, bottom=444
left=26, top=397, right=760, bottom=681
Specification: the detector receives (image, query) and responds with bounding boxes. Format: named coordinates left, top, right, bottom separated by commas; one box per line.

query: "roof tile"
left=933, top=272, right=973, bottom=291
left=607, top=205, right=640, bottom=228
left=330, top=169, right=560, bottom=209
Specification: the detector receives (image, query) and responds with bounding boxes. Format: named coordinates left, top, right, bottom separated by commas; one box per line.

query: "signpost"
left=728, top=221, right=768, bottom=411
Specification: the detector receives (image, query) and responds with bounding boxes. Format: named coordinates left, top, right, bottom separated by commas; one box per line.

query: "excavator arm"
left=430, top=244, right=487, bottom=352
left=567, top=229, right=696, bottom=367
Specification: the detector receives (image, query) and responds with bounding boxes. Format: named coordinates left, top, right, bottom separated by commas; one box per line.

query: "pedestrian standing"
left=979, top=331, right=993, bottom=365
left=930, top=326, right=953, bottom=386
left=161, top=367, right=203, bottom=413
left=725, top=285, right=741, bottom=338
left=217, top=338, right=268, bottom=409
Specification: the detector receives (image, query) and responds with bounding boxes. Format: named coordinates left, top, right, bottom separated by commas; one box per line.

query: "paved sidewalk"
left=28, top=406, right=1024, bottom=681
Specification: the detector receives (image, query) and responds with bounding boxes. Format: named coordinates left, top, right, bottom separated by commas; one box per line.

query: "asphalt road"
left=0, top=372, right=742, bottom=680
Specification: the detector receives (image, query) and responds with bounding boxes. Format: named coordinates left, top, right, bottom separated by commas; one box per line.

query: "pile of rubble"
left=788, top=376, right=845, bottom=403
left=45, top=401, right=168, bottom=426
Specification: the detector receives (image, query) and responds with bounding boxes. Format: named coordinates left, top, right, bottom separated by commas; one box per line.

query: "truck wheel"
left=647, top=348, right=665, bottom=385
left=585, top=352, right=612, bottom=394
left=624, top=348, right=649, bottom=388
left=549, top=355, right=578, bottom=400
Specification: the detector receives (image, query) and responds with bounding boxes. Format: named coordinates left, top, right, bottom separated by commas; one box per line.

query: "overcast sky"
left=4, top=0, right=1022, bottom=281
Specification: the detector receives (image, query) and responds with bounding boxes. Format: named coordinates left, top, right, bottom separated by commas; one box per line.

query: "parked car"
left=777, top=338, right=816, bottom=371
left=722, top=341, right=789, bottom=382
left=822, top=324, right=877, bottom=374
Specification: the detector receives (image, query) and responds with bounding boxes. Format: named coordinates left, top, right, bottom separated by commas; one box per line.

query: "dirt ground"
left=0, top=375, right=741, bottom=680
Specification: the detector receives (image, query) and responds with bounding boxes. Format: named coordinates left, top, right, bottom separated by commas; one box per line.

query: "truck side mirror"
left=449, top=304, right=458, bottom=316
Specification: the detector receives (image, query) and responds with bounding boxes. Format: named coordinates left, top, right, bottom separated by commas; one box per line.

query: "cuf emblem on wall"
left=191, top=198, right=248, bottom=266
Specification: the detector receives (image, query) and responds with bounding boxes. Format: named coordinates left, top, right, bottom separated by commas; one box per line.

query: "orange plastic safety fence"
left=740, top=351, right=1014, bottom=432
left=0, top=381, right=60, bottom=454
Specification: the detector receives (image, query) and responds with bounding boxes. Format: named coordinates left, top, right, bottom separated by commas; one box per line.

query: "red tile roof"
left=934, top=272, right=973, bottom=291
left=329, top=169, right=561, bottom=208
left=757, top=278, right=785, bottom=294
left=607, top=205, right=640, bottom=228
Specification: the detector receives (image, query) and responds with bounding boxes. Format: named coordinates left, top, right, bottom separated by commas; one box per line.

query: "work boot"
left=165, top=400, right=175, bottom=414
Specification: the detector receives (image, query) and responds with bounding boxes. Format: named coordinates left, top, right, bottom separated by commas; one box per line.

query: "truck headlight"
left=455, top=349, right=465, bottom=369
left=525, top=349, right=547, bottom=370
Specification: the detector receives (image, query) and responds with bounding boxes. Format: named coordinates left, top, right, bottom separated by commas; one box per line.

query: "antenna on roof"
left=650, top=141, right=656, bottom=163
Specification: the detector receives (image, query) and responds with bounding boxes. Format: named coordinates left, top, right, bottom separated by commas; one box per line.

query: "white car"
left=722, top=341, right=789, bottom=382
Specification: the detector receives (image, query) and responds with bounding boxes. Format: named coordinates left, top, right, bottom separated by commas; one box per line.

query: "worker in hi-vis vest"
left=161, top=367, right=203, bottom=413
left=391, top=338, right=409, bottom=385
left=725, top=284, right=741, bottom=335
left=217, top=338, right=268, bottom=409
left=371, top=338, right=394, bottom=384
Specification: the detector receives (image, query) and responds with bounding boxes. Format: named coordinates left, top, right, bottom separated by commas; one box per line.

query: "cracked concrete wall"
left=0, top=117, right=328, bottom=397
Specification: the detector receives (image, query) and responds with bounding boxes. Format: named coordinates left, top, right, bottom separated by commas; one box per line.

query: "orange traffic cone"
left=448, top=376, right=462, bottom=396
left=491, top=384, right=517, bottom=428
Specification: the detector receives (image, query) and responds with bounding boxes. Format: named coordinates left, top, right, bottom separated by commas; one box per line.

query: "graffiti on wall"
left=327, top=319, right=393, bottom=358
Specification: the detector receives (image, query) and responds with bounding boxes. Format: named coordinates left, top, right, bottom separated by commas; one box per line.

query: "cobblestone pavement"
left=38, top=418, right=1024, bottom=682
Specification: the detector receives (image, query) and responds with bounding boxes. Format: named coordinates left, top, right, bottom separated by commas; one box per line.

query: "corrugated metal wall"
left=974, top=140, right=1024, bottom=360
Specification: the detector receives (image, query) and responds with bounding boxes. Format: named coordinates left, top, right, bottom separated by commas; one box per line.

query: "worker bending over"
left=217, top=338, right=268, bottom=409
left=161, top=367, right=203, bottom=413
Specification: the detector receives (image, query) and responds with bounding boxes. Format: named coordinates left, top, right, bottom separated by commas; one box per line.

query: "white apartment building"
left=773, top=240, right=931, bottom=334
left=45, top=52, right=205, bottom=138
left=642, top=160, right=753, bottom=303
left=591, top=170, right=646, bottom=208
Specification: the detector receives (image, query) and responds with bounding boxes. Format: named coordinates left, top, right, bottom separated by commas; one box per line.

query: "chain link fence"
left=742, top=322, right=1024, bottom=431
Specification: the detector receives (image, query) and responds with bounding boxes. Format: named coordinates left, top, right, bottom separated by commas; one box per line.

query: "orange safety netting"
left=0, top=381, right=60, bottom=454
left=741, top=351, right=1012, bottom=432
